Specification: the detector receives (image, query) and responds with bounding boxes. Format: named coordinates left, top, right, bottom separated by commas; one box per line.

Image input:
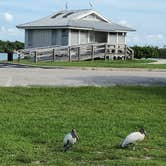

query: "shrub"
left=131, top=46, right=159, bottom=59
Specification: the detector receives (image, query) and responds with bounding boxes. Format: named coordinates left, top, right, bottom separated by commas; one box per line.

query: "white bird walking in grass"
left=63, top=129, right=79, bottom=152
left=120, top=128, right=147, bottom=150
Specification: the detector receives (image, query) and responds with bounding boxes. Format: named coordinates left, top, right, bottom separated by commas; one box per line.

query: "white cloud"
left=118, top=20, right=131, bottom=27
left=0, top=26, right=19, bottom=35
left=146, top=34, right=164, bottom=40
left=3, top=12, right=13, bottom=22
left=0, top=26, right=6, bottom=32
left=95, top=0, right=166, bottom=13
left=127, top=34, right=142, bottom=45
left=127, top=33, right=166, bottom=47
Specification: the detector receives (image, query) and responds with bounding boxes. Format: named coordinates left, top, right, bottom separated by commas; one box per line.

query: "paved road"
left=0, top=63, right=166, bottom=87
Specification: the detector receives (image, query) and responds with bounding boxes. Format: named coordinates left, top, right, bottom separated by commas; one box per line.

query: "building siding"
left=24, top=29, right=126, bottom=49
left=108, top=32, right=117, bottom=45
left=118, top=33, right=126, bottom=45
left=82, top=14, right=106, bottom=22
left=52, top=29, right=62, bottom=45
left=61, top=29, right=69, bottom=45
left=25, top=29, right=52, bottom=48
left=32, top=30, right=52, bottom=48
left=25, top=30, right=29, bottom=49
left=80, top=30, right=88, bottom=44
left=71, top=30, right=79, bottom=45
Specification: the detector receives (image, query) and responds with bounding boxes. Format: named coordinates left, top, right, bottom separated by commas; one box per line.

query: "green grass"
left=13, top=59, right=166, bottom=69
left=0, top=86, right=166, bottom=165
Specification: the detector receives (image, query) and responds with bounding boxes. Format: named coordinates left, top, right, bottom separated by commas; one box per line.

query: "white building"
left=17, top=9, right=135, bottom=49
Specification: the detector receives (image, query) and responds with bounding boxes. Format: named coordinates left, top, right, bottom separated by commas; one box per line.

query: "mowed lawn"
left=0, top=86, right=166, bottom=165
left=16, top=59, right=166, bottom=69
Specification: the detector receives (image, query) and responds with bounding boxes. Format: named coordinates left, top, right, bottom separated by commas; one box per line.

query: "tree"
left=0, top=40, right=24, bottom=53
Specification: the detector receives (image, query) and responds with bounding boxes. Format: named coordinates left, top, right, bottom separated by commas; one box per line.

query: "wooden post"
left=115, top=32, right=119, bottom=55
left=68, top=47, right=71, bottom=62
left=124, top=45, right=127, bottom=60
left=77, top=47, right=80, bottom=61
left=7, top=51, right=13, bottom=61
left=53, top=49, right=56, bottom=62
left=18, top=54, right=21, bottom=62
left=34, top=51, right=37, bottom=63
left=104, top=44, right=107, bottom=61
left=91, top=45, right=94, bottom=61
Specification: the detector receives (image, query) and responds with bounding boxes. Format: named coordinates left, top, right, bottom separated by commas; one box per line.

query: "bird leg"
left=64, top=145, right=69, bottom=152
left=131, top=143, right=136, bottom=151
left=128, top=143, right=136, bottom=150
left=64, top=140, right=70, bottom=152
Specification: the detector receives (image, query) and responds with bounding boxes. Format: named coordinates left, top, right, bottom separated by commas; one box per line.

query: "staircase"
left=127, top=46, right=134, bottom=59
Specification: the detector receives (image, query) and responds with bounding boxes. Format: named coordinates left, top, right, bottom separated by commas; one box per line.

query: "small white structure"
left=17, top=9, right=135, bottom=49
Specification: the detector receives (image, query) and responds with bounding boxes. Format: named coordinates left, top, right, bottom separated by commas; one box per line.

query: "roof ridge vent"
left=51, top=12, right=64, bottom=19
left=63, top=12, right=75, bottom=18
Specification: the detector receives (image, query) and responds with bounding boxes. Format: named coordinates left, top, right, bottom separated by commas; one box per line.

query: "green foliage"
left=131, top=46, right=166, bottom=59
left=0, top=40, right=24, bottom=53
left=158, top=48, right=166, bottom=58
left=0, top=86, right=165, bottom=165
left=131, top=46, right=159, bottom=59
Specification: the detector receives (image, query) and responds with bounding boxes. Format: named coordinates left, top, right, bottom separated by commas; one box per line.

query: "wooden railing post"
left=18, top=53, right=21, bottom=62
left=34, top=51, right=37, bottom=63
left=115, top=45, right=118, bottom=54
left=124, top=45, right=127, bottom=60
left=53, top=49, right=56, bottom=62
left=77, top=47, right=80, bottom=61
left=104, top=44, right=107, bottom=61
left=68, top=47, right=71, bottom=62
left=91, top=45, right=94, bottom=61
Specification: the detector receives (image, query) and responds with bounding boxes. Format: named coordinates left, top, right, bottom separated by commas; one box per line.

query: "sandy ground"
left=0, top=63, right=166, bottom=87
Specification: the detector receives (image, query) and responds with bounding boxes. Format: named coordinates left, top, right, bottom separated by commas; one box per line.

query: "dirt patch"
left=128, top=156, right=152, bottom=160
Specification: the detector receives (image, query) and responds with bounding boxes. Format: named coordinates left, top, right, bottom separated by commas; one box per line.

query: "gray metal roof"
left=17, top=9, right=135, bottom=32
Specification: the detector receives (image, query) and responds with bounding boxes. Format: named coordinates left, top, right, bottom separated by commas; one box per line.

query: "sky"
left=0, top=0, right=166, bottom=47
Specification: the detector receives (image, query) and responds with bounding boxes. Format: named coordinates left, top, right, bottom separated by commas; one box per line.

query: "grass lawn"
left=13, top=59, right=166, bottom=69
left=0, top=86, right=165, bottom=165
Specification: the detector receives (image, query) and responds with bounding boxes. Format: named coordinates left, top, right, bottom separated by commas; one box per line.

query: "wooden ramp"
left=17, top=43, right=134, bottom=62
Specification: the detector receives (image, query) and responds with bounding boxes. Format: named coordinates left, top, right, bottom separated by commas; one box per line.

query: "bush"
left=131, top=46, right=159, bottom=59
left=158, top=48, right=166, bottom=58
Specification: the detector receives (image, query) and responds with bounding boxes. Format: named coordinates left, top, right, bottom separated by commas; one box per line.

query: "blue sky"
left=0, top=0, right=166, bottom=47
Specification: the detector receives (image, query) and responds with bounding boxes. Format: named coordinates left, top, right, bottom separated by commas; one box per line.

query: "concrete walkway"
left=0, top=63, right=166, bottom=87
left=149, top=59, right=166, bottom=64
